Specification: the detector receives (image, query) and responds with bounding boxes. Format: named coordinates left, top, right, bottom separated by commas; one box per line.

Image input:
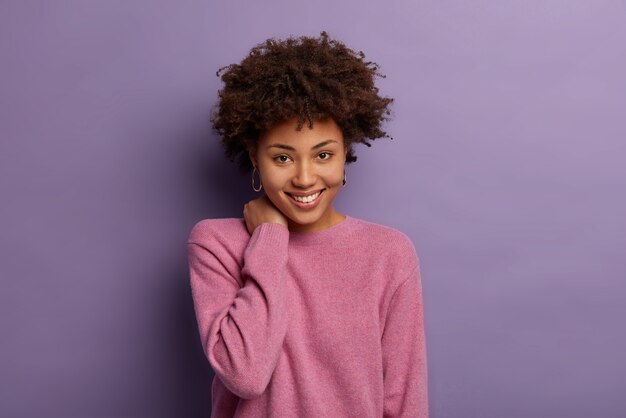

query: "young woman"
left=187, top=32, right=428, bottom=417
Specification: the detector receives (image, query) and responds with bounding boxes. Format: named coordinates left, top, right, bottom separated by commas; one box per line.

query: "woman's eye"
left=318, top=152, right=332, bottom=160
left=274, top=155, right=290, bottom=163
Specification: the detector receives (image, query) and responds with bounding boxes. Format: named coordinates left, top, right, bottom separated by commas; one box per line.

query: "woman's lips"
left=286, top=189, right=325, bottom=208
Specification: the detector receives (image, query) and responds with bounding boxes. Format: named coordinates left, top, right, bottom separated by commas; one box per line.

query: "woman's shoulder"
left=187, top=217, right=248, bottom=246
left=349, top=216, right=419, bottom=262
left=351, top=216, right=416, bottom=250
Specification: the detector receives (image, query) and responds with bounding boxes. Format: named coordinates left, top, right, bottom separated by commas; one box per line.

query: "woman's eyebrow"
left=266, top=139, right=338, bottom=151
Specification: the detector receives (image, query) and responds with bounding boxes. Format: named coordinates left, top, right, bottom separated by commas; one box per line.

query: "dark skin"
left=243, top=192, right=289, bottom=235
left=243, top=141, right=290, bottom=234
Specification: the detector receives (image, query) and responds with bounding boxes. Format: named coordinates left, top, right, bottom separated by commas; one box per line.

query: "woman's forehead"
left=259, top=137, right=344, bottom=155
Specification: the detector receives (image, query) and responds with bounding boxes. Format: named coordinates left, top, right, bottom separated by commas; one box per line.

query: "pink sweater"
left=187, top=215, right=428, bottom=417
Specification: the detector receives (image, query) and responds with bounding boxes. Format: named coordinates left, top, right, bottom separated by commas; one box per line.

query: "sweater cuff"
left=243, top=222, right=290, bottom=268
left=250, top=222, right=289, bottom=244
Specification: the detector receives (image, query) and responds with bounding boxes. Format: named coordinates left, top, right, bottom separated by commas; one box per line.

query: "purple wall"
left=1, top=1, right=625, bottom=417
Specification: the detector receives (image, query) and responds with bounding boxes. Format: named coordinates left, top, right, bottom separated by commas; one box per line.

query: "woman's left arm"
left=381, top=264, right=429, bottom=418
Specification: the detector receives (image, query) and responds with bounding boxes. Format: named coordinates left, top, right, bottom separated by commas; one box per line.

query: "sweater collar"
left=288, top=215, right=356, bottom=246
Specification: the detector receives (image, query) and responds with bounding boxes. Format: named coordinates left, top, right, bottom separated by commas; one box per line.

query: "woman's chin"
left=286, top=212, right=333, bottom=232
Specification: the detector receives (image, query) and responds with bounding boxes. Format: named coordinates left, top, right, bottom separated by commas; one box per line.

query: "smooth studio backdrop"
left=1, top=1, right=625, bottom=417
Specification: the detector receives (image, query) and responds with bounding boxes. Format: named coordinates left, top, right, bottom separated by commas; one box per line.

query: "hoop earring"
left=252, top=167, right=263, bottom=192
left=342, top=170, right=347, bottom=187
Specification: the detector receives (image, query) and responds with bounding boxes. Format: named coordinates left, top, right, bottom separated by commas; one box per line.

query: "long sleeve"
left=381, top=264, right=429, bottom=417
left=187, top=222, right=290, bottom=399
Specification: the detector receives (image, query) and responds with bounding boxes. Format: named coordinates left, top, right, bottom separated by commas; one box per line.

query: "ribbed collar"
left=288, top=215, right=357, bottom=246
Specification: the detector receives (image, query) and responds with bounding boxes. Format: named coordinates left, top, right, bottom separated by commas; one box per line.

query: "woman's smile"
left=285, top=189, right=325, bottom=208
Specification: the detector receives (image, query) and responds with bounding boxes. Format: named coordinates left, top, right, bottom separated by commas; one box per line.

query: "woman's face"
left=249, top=116, right=347, bottom=233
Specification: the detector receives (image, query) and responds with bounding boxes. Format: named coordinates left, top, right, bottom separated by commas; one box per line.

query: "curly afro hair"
left=211, top=31, right=394, bottom=173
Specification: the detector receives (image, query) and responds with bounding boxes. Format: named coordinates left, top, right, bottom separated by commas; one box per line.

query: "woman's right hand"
left=243, top=194, right=289, bottom=235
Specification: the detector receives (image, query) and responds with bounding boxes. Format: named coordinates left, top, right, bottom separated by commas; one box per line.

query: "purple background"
left=1, top=1, right=625, bottom=417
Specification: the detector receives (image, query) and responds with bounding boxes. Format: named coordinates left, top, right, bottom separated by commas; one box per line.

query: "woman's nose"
left=292, top=161, right=316, bottom=188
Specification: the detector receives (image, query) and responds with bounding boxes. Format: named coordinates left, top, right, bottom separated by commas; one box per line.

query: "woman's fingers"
left=243, top=195, right=288, bottom=234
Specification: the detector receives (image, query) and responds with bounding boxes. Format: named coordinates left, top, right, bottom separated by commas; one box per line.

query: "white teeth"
left=291, top=191, right=320, bottom=203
